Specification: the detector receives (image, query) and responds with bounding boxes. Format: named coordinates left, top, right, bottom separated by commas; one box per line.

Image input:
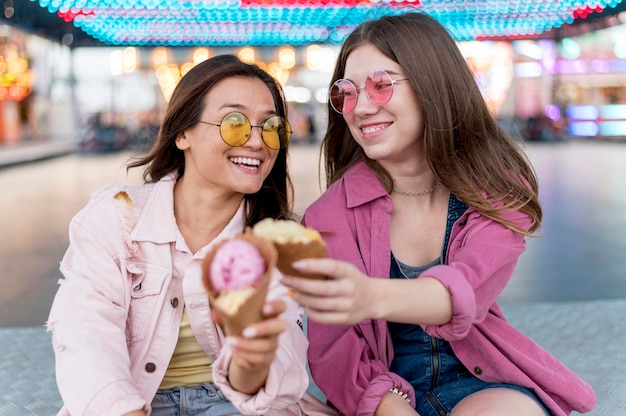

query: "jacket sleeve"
left=422, top=208, right=530, bottom=340
left=47, top=199, right=148, bottom=416
left=303, top=194, right=415, bottom=416
left=212, top=268, right=311, bottom=415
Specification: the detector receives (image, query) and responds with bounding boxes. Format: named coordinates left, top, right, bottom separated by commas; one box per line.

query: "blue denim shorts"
left=414, top=377, right=551, bottom=416
left=151, top=383, right=244, bottom=416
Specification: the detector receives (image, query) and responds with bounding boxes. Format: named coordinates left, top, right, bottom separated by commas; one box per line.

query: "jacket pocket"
left=126, top=262, right=170, bottom=344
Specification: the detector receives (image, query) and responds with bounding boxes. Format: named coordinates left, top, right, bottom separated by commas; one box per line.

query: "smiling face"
left=175, top=76, right=280, bottom=196
left=342, top=43, right=426, bottom=169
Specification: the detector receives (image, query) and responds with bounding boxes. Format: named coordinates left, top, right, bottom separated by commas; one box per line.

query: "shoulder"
left=306, top=162, right=388, bottom=220
left=71, top=181, right=156, bottom=230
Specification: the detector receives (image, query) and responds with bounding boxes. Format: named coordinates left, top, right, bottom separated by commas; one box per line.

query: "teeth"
left=362, top=125, right=385, bottom=134
left=229, top=156, right=261, bottom=166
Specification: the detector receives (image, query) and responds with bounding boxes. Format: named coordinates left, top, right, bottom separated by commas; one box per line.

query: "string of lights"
left=31, top=0, right=626, bottom=46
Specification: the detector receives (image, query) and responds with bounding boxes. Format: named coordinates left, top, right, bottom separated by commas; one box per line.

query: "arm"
left=287, top=208, right=530, bottom=340
left=212, top=269, right=310, bottom=414
left=285, top=260, right=453, bottom=326
left=421, top=208, right=529, bottom=339
left=48, top=213, right=148, bottom=416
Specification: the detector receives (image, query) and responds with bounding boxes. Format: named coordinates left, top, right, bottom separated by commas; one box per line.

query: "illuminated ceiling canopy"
left=22, top=0, right=626, bottom=46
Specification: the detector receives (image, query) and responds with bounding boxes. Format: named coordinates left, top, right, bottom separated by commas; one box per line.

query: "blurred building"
left=1, top=15, right=625, bottom=145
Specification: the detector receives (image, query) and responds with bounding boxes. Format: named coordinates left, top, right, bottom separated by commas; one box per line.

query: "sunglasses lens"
left=220, top=112, right=250, bottom=147
left=366, top=70, right=394, bottom=105
left=262, top=116, right=291, bottom=150
left=329, top=79, right=357, bottom=114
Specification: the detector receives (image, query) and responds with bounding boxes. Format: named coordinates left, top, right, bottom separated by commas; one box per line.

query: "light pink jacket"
left=47, top=173, right=329, bottom=416
left=303, top=161, right=596, bottom=416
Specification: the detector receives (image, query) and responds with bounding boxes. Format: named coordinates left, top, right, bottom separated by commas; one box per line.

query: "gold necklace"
left=393, top=181, right=441, bottom=196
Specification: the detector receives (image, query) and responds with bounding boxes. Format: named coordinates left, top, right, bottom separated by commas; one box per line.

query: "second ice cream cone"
left=273, top=240, right=328, bottom=280
left=252, top=218, right=328, bottom=280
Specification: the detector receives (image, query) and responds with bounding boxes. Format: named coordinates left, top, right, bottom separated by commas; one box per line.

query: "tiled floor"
left=1, top=140, right=625, bottom=415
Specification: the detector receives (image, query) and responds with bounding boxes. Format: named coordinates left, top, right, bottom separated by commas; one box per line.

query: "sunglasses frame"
left=329, top=70, right=408, bottom=114
left=198, top=111, right=291, bottom=150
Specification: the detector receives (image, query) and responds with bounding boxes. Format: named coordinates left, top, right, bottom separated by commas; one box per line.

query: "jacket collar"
left=131, top=173, right=247, bottom=248
left=131, top=173, right=179, bottom=244
left=343, top=160, right=390, bottom=209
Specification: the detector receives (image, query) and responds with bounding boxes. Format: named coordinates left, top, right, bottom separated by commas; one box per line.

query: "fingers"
left=282, top=258, right=374, bottom=325
left=285, top=284, right=351, bottom=312
left=228, top=335, right=280, bottom=370
left=291, top=257, right=353, bottom=280
left=228, top=316, right=286, bottom=370
left=282, top=275, right=341, bottom=298
left=261, top=299, right=286, bottom=318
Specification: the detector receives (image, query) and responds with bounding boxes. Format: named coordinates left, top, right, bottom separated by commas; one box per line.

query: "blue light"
left=566, top=105, right=599, bottom=120
left=35, top=0, right=626, bottom=46
left=600, top=105, right=626, bottom=120
left=600, top=121, right=626, bottom=136
left=568, top=121, right=599, bottom=136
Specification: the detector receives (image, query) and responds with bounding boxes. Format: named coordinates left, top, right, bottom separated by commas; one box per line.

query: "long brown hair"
left=323, top=12, right=542, bottom=235
left=128, top=54, right=293, bottom=226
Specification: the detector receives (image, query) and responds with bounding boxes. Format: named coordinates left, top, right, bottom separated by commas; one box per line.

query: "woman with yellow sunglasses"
left=48, top=55, right=334, bottom=416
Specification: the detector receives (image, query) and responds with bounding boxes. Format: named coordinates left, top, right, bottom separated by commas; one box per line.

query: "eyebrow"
left=343, top=69, right=405, bottom=81
left=218, top=103, right=277, bottom=117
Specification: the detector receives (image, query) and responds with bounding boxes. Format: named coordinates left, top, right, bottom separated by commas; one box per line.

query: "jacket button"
left=473, top=366, right=483, bottom=375
left=171, top=298, right=179, bottom=308
left=145, top=362, right=156, bottom=373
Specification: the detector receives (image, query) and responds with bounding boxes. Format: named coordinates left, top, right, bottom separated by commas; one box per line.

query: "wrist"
left=369, top=278, right=388, bottom=320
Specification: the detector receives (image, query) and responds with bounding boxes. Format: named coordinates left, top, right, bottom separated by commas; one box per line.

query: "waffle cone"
left=202, top=232, right=278, bottom=336
left=274, top=239, right=328, bottom=280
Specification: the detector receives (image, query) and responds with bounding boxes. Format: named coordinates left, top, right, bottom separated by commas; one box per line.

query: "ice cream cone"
left=251, top=218, right=328, bottom=280
left=273, top=239, right=328, bottom=280
left=202, top=232, right=278, bottom=336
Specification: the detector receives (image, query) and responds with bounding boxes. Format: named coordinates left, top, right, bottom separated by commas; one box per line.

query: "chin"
left=236, top=185, right=264, bottom=195
left=362, top=147, right=388, bottom=162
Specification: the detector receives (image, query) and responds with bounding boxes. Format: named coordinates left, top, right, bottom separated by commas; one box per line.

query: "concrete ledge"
left=1, top=299, right=624, bottom=415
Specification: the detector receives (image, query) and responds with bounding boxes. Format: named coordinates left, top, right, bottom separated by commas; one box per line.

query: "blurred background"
left=0, top=0, right=626, bottom=149
left=0, top=1, right=625, bottom=415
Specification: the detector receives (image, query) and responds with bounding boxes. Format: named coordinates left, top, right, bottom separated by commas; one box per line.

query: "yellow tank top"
left=159, top=306, right=213, bottom=389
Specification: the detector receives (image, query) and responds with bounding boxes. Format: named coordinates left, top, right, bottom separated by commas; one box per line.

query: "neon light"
left=569, top=121, right=599, bottom=136
left=545, top=105, right=560, bottom=121
left=32, top=0, right=626, bottom=46
left=600, top=121, right=626, bottom=136
left=600, top=105, right=626, bottom=120
left=566, top=105, right=599, bottom=120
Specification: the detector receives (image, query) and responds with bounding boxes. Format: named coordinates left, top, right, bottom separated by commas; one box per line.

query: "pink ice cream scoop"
left=209, top=239, right=265, bottom=291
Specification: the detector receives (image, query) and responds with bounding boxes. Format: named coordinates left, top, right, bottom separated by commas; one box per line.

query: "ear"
left=175, top=132, right=190, bottom=150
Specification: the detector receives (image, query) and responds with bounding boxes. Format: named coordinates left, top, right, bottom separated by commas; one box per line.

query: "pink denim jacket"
left=303, top=161, right=596, bottom=416
left=47, top=173, right=329, bottom=416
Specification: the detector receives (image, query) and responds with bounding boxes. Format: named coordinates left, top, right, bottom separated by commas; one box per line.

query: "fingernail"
left=291, top=260, right=306, bottom=270
left=226, top=336, right=238, bottom=346
left=242, top=327, right=256, bottom=338
left=262, top=303, right=273, bottom=314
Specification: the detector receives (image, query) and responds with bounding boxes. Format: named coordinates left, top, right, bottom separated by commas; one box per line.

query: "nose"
left=352, top=86, right=378, bottom=115
left=243, top=125, right=265, bottom=149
